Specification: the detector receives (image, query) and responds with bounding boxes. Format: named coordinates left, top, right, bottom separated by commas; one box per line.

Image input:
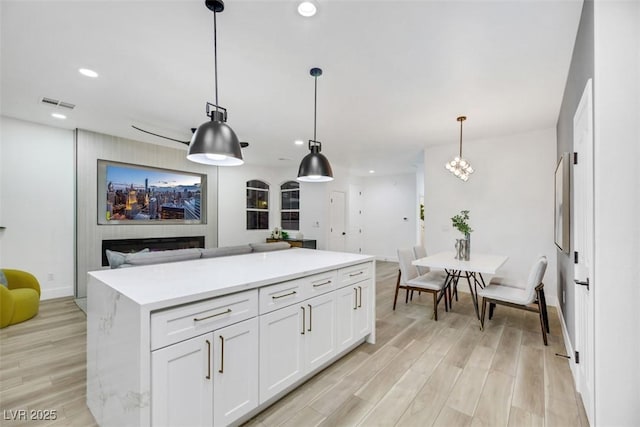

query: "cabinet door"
left=304, top=292, right=336, bottom=371
left=213, top=317, right=259, bottom=427
left=335, top=285, right=357, bottom=354
left=355, top=279, right=373, bottom=338
left=151, top=333, right=213, bottom=427
left=259, top=303, right=305, bottom=403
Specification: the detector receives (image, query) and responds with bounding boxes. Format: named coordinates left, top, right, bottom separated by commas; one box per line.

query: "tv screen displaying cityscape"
left=97, top=160, right=206, bottom=224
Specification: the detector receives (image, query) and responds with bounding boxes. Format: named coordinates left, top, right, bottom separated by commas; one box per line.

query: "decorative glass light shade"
left=297, top=141, right=333, bottom=182
left=445, top=116, right=474, bottom=181
left=187, top=110, right=244, bottom=166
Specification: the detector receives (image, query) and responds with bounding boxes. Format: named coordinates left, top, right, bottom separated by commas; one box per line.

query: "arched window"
left=246, top=180, right=269, bottom=230
left=280, top=181, right=299, bottom=231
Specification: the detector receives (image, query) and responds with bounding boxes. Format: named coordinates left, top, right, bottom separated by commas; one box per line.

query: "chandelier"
left=445, top=116, right=474, bottom=181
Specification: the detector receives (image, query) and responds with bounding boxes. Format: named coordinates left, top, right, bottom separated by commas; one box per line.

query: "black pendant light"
left=187, top=0, right=244, bottom=166
left=297, top=67, right=333, bottom=182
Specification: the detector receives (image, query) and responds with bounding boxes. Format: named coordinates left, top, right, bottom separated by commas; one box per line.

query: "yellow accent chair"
left=0, top=269, right=41, bottom=328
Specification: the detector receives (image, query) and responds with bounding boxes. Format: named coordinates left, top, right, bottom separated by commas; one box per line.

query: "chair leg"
left=536, top=288, right=548, bottom=345
left=480, top=297, right=487, bottom=330
left=489, top=302, right=496, bottom=320
left=433, top=291, right=438, bottom=321
left=405, top=288, right=410, bottom=304
left=540, top=288, right=550, bottom=333
left=393, top=270, right=401, bottom=310
left=536, top=293, right=548, bottom=346
left=443, top=287, right=448, bottom=312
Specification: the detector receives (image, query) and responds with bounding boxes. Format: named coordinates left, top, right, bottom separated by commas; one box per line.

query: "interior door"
left=573, top=78, right=594, bottom=425
left=329, top=191, right=346, bottom=252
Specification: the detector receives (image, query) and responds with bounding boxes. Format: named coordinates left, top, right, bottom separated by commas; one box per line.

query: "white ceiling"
left=1, top=0, right=583, bottom=176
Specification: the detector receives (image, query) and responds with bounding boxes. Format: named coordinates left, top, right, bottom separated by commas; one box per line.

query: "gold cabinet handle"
left=218, top=335, right=224, bottom=374
left=205, top=339, right=211, bottom=379
left=308, top=304, right=312, bottom=332
left=358, top=286, right=362, bottom=308
left=272, top=291, right=297, bottom=300
left=349, top=271, right=364, bottom=277
left=301, top=306, right=306, bottom=334
left=313, top=280, right=332, bottom=288
left=194, top=308, right=232, bottom=322
left=353, top=288, right=358, bottom=310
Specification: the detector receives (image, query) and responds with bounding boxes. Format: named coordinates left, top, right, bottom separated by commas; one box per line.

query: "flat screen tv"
left=97, top=160, right=206, bottom=225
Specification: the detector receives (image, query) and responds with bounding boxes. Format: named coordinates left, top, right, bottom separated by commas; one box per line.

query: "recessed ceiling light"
left=369, top=170, right=375, bottom=174
left=78, top=68, right=99, bottom=78
left=297, top=1, right=317, bottom=17
left=294, top=140, right=304, bottom=146
left=51, top=113, right=67, bottom=120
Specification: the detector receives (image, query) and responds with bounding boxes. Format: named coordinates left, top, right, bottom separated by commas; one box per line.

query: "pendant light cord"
left=213, top=10, right=219, bottom=111
left=459, top=118, right=463, bottom=157
left=313, top=75, right=318, bottom=142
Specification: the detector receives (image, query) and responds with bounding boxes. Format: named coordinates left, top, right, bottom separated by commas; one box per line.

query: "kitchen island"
left=86, top=248, right=375, bottom=426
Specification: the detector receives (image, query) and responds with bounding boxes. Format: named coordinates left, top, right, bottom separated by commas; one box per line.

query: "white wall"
left=592, top=1, right=640, bottom=424
left=361, top=174, right=417, bottom=261
left=0, top=116, right=75, bottom=299
left=218, top=163, right=367, bottom=252
left=424, top=128, right=558, bottom=305
left=218, top=164, right=303, bottom=247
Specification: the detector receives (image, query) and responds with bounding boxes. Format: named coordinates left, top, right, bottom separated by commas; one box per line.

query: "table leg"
left=464, top=271, right=483, bottom=328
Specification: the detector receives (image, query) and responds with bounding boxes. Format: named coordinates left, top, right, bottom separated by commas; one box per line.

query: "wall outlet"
left=47, top=273, right=54, bottom=281
left=313, top=221, right=320, bottom=228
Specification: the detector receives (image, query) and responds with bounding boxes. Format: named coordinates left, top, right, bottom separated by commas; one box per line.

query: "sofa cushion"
left=250, top=242, right=291, bottom=252
left=200, top=245, right=252, bottom=259
left=124, top=248, right=202, bottom=266
left=105, top=248, right=150, bottom=269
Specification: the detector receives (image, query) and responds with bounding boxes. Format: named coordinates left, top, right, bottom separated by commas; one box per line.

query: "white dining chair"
left=412, top=245, right=450, bottom=301
left=477, top=255, right=549, bottom=344
left=394, top=248, right=448, bottom=320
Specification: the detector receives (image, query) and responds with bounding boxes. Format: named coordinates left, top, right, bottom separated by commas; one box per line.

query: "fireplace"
left=101, top=236, right=205, bottom=267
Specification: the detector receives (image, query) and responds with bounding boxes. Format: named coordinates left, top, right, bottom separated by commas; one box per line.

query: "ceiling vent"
left=41, top=97, right=75, bottom=109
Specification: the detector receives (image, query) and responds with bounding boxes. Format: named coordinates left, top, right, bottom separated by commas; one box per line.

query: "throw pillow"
left=0, top=270, right=7, bottom=288
left=106, top=248, right=149, bottom=269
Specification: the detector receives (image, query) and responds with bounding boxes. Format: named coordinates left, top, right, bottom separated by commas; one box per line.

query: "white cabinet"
left=354, top=279, right=372, bottom=337
left=304, top=292, right=337, bottom=372
left=151, top=333, right=214, bottom=427
left=335, top=285, right=357, bottom=354
left=259, top=303, right=305, bottom=401
left=152, top=318, right=259, bottom=427
left=335, top=278, right=372, bottom=354
left=259, top=292, right=337, bottom=403
left=213, top=318, right=259, bottom=427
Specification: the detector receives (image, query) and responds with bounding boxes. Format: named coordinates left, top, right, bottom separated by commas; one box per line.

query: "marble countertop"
left=88, top=248, right=374, bottom=311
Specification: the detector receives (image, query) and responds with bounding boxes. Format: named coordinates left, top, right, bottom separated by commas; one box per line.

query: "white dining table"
left=413, top=251, right=508, bottom=326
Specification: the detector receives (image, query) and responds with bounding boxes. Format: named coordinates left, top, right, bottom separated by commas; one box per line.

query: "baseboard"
left=41, top=285, right=74, bottom=300
left=555, top=302, right=578, bottom=386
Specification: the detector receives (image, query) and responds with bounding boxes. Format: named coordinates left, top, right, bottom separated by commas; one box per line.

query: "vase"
left=455, top=238, right=466, bottom=260
left=464, top=233, right=471, bottom=261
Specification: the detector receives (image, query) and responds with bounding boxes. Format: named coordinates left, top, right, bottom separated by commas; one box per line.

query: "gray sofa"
left=105, top=242, right=291, bottom=269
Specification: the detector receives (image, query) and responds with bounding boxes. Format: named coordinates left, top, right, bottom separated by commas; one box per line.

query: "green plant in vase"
left=451, top=210, right=472, bottom=260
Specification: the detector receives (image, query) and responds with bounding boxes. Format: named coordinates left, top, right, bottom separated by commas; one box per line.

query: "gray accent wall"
left=75, top=129, right=218, bottom=298
left=555, top=0, right=593, bottom=348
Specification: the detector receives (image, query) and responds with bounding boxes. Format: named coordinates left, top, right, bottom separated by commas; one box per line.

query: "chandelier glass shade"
left=445, top=116, right=473, bottom=181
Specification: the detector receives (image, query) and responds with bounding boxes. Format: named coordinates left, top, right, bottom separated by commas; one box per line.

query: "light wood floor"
left=0, top=261, right=588, bottom=427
